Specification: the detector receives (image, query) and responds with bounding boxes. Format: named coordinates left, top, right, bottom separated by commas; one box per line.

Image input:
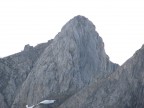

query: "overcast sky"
left=0, top=0, right=144, bottom=65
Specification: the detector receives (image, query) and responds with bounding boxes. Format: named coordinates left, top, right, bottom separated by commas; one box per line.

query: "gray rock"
left=3, top=15, right=144, bottom=108
left=11, top=15, right=118, bottom=108
left=24, top=44, right=33, bottom=52
left=58, top=45, right=144, bottom=108
left=0, top=93, right=8, bottom=108
left=1, top=15, right=144, bottom=108
left=0, top=40, right=53, bottom=108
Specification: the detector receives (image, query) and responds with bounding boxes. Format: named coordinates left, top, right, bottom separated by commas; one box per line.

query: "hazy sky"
left=0, top=0, right=144, bottom=65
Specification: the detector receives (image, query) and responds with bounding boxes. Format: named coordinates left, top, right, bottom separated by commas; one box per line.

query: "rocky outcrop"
left=57, top=45, right=144, bottom=108
left=11, top=16, right=118, bottom=108
left=0, top=40, right=53, bottom=108
left=2, top=15, right=144, bottom=108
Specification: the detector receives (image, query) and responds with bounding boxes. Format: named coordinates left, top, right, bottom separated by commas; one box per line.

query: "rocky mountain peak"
left=62, top=15, right=95, bottom=29
left=0, top=15, right=144, bottom=108
left=10, top=16, right=118, bottom=108
left=55, top=15, right=105, bottom=71
left=0, top=16, right=119, bottom=108
left=60, top=15, right=96, bottom=40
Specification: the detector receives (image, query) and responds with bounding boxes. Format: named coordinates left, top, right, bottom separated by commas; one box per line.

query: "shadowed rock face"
left=9, top=15, right=118, bottom=108
left=3, top=15, right=144, bottom=108
left=57, top=45, right=144, bottom=108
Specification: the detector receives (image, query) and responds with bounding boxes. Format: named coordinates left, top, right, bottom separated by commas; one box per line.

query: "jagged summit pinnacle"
left=10, top=15, right=119, bottom=108
left=0, top=15, right=144, bottom=108
left=73, top=15, right=87, bottom=20
left=57, top=15, right=98, bottom=46
left=71, top=15, right=91, bottom=24
left=61, top=15, right=95, bottom=31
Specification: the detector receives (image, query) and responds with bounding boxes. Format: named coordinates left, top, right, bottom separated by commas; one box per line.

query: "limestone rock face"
left=58, top=45, right=144, bottom=108
left=11, top=16, right=118, bottom=108
left=2, top=15, right=144, bottom=108
left=0, top=40, right=53, bottom=108
left=1, top=15, right=144, bottom=108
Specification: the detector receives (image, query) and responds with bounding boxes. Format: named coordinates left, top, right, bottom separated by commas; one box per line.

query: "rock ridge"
left=58, top=44, right=144, bottom=108
left=0, top=40, right=53, bottom=108
left=11, top=15, right=118, bottom=108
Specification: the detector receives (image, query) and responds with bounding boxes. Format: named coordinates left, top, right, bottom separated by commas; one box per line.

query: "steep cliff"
left=57, top=45, right=144, bottom=108
left=0, top=40, right=53, bottom=108
left=3, top=15, right=144, bottom=108
left=11, top=15, right=118, bottom=108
